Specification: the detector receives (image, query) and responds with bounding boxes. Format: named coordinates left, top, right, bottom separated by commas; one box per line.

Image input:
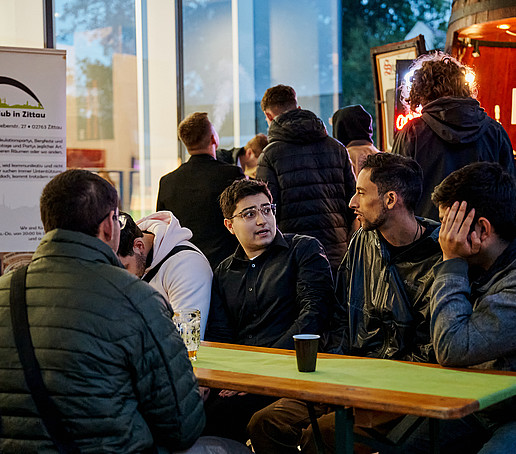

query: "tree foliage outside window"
left=340, top=0, right=451, bottom=137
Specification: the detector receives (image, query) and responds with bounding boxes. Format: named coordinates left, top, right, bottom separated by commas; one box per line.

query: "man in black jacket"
left=156, top=112, right=244, bottom=269
left=256, top=85, right=356, bottom=272
left=248, top=153, right=442, bottom=454
left=203, top=178, right=335, bottom=444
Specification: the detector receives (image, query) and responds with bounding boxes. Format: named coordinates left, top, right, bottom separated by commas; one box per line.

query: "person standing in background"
left=157, top=112, right=244, bottom=269
left=392, top=51, right=515, bottom=221
left=332, top=104, right=380, bottom=176
left=216, top=133, right=268, bottom=179
left=257, top=84, right=356, bottom=273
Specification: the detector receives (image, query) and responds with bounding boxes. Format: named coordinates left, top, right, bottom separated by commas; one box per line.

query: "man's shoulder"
left=282, top=233, right=325, bottom=254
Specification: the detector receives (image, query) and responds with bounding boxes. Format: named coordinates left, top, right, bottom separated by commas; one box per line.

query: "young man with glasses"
left=203, top=178, right=336, bottom=443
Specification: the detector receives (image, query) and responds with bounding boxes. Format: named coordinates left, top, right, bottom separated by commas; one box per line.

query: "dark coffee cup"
left=293, top=334, right=320, bottom=372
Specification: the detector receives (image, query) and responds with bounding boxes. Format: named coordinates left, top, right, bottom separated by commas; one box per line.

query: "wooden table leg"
left=335, top=407, right=354, bottom=454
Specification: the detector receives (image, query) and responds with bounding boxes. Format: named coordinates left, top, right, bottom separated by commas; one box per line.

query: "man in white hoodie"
left=117, top=210, right=212, bottom=338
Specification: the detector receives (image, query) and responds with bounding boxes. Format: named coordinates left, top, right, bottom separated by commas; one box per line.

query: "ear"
left=133, top=237, right=146, bottom=254
left=224, top=218, right=235, bottom=235
left=383, top=191, right=398, bottom=210
left=245, top=148, right=254, bottom=159
left=264, top=110, right=275, bottom=123
left=98, top=210, right=115, bottom=243
left=475, top=217, right=493, bottom=242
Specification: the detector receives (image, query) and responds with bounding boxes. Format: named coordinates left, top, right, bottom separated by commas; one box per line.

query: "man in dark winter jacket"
left=256, top=84, right=356, bottom=272
left=392, top=51, right=515, bottom=221
left=248, top=153, right=442, bottom=454
left=0, top=170, right=248, bottom=454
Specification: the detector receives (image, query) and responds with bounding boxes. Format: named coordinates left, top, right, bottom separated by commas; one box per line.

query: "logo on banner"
left=0, top=76, right=45, bottom=118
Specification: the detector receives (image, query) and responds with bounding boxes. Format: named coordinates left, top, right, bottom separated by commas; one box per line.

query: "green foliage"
left=340, top=0, right=451, bottom=140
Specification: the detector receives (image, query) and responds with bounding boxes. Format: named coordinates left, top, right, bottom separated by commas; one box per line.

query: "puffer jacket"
left=0, top=229, right=204, bottom=453
left=327, top=218, right=442, bottom=363
left=392, top=97, right=515, bottom=221
left=256, top=109, right=356, bottom=271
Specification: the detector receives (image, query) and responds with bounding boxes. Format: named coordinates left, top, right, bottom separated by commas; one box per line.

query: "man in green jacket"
left=0, top=169, right=247, bottom=453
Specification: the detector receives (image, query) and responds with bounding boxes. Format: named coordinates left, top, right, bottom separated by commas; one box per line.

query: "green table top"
left=195, top=345, right=516, bottom=410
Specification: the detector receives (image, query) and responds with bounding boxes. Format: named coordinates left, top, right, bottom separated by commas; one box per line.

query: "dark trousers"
left=203, top=390, right=277, bottom=444
left=248, top=397, right=490, bottom=454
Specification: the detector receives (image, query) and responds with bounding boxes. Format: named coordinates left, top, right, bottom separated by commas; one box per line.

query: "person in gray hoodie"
left=404, top=162, right=516, bottom=453
left=392, top=51, right=515, bottom=221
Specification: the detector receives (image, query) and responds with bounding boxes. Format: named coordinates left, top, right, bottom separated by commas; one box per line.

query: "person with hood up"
left=256, top=84, right=356, bottom=273
left=332, top=104, right=380, bottom=176
left=118, top=210, right=212, bottom=338
left=392, top=51, right=515, bottom=221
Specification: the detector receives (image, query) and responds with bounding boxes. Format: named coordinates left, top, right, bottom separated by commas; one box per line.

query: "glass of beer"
left=173, top=309, right=201, bottom=361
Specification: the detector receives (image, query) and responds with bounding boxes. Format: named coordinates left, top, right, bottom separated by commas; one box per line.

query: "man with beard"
left=117, top=211, right=212, bottom=339
left=248, top=153, right=443, bottom=454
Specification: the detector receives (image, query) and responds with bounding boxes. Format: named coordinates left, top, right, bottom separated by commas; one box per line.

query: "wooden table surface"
left=194, top=341, right=516, bottom=420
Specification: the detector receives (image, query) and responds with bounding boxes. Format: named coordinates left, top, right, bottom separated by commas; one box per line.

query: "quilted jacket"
left=256, top=108, right=356, bottom=271
left=0, top=229, right=204, bottom=453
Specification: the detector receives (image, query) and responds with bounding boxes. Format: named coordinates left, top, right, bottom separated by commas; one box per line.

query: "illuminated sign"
left=395, top=110, right=422, bottom=131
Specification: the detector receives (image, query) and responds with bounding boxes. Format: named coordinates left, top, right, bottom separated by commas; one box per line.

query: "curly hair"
left=401, top=51, right=476, bottom=111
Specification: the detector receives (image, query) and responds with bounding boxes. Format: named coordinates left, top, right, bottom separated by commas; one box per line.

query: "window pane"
left=0, top=0, right=44, bottom=48
left=55, top=0, right=139, bottom=213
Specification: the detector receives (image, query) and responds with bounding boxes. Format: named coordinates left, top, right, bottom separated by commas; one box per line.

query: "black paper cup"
left=293, top=334, right=320, bottom=372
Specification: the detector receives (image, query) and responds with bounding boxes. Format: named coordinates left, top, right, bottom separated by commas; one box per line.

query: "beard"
left=361, top=203, right=388, bottom=232
left=135, top=251, right=147, bottom=278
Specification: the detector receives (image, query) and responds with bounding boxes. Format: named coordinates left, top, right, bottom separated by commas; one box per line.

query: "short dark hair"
left=402, top=51, right=474, bottom=111
left=178, top=112, right=213, bottom=151
left=40, top=169, right=119, bottom=236
left=431, top=162, right=516, bottom=241
left=361, top=153, right=423, bottom=213
left=261, top=85, right=297, bottom=113
left=220, top=179, right=272, bottom=219
left=117, top=211, right=143, bottom=257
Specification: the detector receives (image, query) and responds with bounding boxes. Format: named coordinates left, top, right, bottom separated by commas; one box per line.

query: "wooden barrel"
left=446, top=0, right=516, bottom=51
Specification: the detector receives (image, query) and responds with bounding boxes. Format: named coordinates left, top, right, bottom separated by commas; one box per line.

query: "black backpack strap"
left=9, top=265, right=80, bottom=454
left=142, top=245, right=198, bottom=283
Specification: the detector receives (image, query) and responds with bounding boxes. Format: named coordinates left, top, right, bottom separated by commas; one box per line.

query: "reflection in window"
left=55, top=0, right=138, bottom=211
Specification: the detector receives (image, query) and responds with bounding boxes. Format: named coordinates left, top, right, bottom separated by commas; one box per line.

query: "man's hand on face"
left=439, top=201, right=481, bottom=261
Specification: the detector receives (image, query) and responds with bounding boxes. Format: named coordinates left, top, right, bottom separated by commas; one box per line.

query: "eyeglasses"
left=118, top=213, right=128, bottom=230
left=228, top=203, right=276, bottom=221
left=98, top=210, right=126, bottom=229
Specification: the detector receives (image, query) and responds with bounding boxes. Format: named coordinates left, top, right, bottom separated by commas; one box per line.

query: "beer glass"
left=173, top=309, right=201, bottom=361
